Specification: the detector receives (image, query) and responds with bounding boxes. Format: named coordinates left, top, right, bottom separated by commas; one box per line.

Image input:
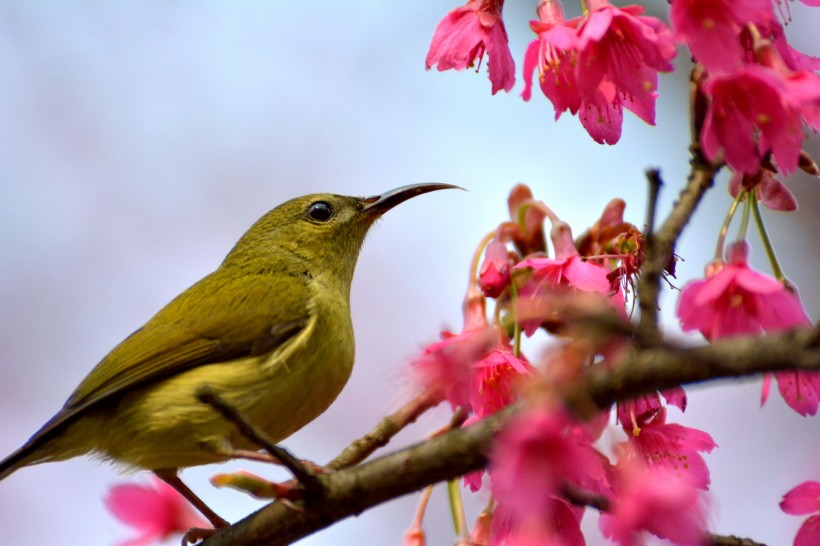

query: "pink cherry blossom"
left=781, top=481, right=820, bottom=546
left=762, top=370, right=820, bottom=416
left=490, top=498, right=585, bottom=546
left=491, top=407, right=610, bottom=523
left=600, top=464, right=707, bottom=546
left=623, top=408, right=717, bottom=491
left=670, top=0, right=776, bottom=73
left=479, top=237, right=513, bottom=298
left=677, top=241, right=810, bottom=340
left=426, top=0, right=515, bottom=94
left=470, top=347, right=535, bottom=418
left=729, top=170, right=798, bottom=211
left=514, top=223, right=625, bottom=334
left=616, top=387, right=687, bottom=434
left=522, top=0, right=675, bottom=144
left=701, top=63, right=820, bottom=175
left=104, top=476, right=209, bottom=546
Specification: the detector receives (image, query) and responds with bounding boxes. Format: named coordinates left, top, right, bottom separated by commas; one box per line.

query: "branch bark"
left=201, top=326, right=820, bottom=546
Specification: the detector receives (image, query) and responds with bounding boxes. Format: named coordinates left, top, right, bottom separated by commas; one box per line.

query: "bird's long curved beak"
left=362, top=183, right=462, bottom=216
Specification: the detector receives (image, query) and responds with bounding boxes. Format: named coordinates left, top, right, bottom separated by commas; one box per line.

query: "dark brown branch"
left=201, top=326, right=819, bottom=545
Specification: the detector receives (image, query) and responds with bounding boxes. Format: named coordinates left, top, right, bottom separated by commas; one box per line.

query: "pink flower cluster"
left=781, top=481, right=820, bottom=546
left=426, top=0, right=820, bottom=175
left=408, top=185, right=714, bottom=544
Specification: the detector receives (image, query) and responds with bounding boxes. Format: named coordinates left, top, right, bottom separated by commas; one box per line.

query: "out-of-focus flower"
left=600, top=463, right=707, bottom=546
left=729, top=169, right=798, bottom=211
left=403, top=527, right=426, bottom=546
left=622, top=407, right=717, bottom=491
left=426, top=0, right=515, bottom=94
left=781, top=481, right=820, bottom=546
left=491, top=407, right=610, bottom=522
left=670, top=0, right=776, bottom=73
left=491, top=498, right=585, bottom=546
left=104, top=476, right=208, bottom=546
left=677, top=241, right=810, bottom=339
left=701, top=63, right=820, bottom=175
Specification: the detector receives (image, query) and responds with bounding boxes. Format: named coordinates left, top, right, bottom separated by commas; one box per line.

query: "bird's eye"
left=307, top=201, right=333, bottom=222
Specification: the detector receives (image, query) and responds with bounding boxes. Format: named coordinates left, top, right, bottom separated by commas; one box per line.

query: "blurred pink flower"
left=781, top=481, right=820, bottom=546
left=479, top=237, right=513, bottom=298
left=491, top=407, right=610, bottom=522
left=670, top=0, right=776, bottom=73
left=411, top=326, right=495, bottom=411
left=426, top=0, right=515, bottom=94
left=600, top=464, right=707, bottom=546
left=104, top=476, right=208, bottom=546
left=491, top=498, right=585, bottom=546
left=729, top=170, right=798, bottom=211
left=677, top=241, right=810, bottom=340
left=701, top=64, right=820, bottom=175
left=623, top=408, right=717, bottom=491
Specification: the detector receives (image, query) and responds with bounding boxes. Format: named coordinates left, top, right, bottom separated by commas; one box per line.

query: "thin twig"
left=196, top=388, right=325, bottom=497
left=327, top=391, right=441, bottom=471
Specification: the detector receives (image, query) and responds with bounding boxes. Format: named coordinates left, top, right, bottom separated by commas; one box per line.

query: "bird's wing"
left=47, top=271, right=311, bottom=436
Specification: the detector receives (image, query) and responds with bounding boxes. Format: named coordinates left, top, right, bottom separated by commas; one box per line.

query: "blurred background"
left=0, top=2, right=818, bottom=545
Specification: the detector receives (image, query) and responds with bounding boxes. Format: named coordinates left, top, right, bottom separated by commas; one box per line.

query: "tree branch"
left=201, top=326, right=819, bottom=545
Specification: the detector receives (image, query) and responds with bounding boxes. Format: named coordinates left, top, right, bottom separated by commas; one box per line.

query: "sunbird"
left=0, top=183, right=456, bottom=527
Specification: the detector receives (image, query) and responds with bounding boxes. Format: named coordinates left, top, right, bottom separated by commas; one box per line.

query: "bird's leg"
left=154, top=468, right=229, bottom=529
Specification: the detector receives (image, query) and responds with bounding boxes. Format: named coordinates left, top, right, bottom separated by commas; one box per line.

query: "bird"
left=0, top=183, right=456, bottom=528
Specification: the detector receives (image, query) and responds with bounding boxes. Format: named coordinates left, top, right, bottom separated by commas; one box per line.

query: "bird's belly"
left=97, top=324, right=355, bottom=470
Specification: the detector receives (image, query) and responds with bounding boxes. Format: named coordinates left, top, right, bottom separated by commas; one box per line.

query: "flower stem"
left=509, top=280, right=522, bottom=358
left=715, top=189, right=745, bottom=260
left=447, top=479, right=468, bottom=537
left=750, top=193, right=785, bottom=280
left=735, top=190, right=752, bottom=243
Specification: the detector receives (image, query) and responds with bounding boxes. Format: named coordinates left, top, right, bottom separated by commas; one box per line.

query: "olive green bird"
left=0, top=183, right=455, bottom=528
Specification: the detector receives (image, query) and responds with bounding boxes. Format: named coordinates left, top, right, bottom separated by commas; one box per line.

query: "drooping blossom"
left=104, top=476, right=209, bottom=546
left=490, top=406, right=611, bottom=527
left=781, top=481, right=820, bottom=546
left=470, top=346, right=535, bottom=418
left=622, top=407, right=717, bottom=491
left=616, top=387, right=687, bottom=435
left=490, top=497, right=585, bottom=546
left=678, top=241, right=810, bottom=339
left=426, top=0, right=515, bottom=94
left=701, top=62, right=820, bottom=175
left=678, top=241, right=818, bottom=415
left=463, top=344, right=535, bottom=492
left=522, top=0, right=676, bottom=144
left=762, top=370, right=820, bottom=416
left=600, top=462, right=707, bottom=546
left=670, top=0, right=777, bottom=73
left=479, top=236, right=513, bottom=298
left=515, top=221, right=625, bottom=335
left=729, top=169, right=798, bottom=211
left=411, top=287, right=495, bottom=410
